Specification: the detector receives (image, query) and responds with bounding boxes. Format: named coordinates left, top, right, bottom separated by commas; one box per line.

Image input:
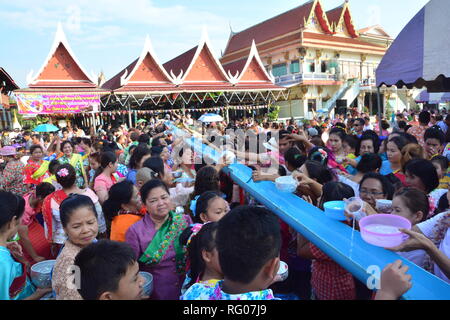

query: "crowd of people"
left=0, top=107, right=448, bottom=301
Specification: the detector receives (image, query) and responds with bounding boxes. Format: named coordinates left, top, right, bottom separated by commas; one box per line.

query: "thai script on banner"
left=15, top=93, right=100, bottom=114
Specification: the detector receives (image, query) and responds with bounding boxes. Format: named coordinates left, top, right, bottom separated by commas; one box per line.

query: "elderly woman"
left=125, top=179, right=192, bottom=300
left=42, top=164, right=106, bottom=256
left=0, top=146, right=29, bottom=196
left=52, top=194, right=99, bottom=300
left=58, top=141, right=88, bottom=188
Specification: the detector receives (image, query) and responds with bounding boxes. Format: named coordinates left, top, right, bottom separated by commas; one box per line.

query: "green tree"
left=268, top=105, right=280, bottom=121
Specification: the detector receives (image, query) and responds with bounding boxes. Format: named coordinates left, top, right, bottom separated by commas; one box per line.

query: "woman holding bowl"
left=126, top=179, right=192, bottom=300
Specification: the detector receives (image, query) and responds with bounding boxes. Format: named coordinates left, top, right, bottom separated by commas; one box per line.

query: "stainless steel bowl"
left=30, top=260, right=56, bottom=288
left=140, top=272, right=153, bottom=297
left=172, top=171, right=183, bottom=179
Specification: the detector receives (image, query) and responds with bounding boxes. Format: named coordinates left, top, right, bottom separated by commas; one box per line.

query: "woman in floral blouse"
left=0, top=146, right=29, bottom=196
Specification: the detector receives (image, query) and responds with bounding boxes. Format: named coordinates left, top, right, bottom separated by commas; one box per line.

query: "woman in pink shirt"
left=94, top=152, right=120, bottom=205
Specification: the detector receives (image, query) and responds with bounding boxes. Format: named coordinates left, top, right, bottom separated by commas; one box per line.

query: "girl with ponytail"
left=103, top=180, right=144, bottom=242
left=93, top=152, right=121, bottom=204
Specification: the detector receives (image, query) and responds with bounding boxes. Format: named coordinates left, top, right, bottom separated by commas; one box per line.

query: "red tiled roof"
left=223, top=1, right=314, bottom=56
left=0, top=67, right=19, bottom=91
left=102, top=59, right=138, bottom=91
left=302, top=32, right=386, bottom=51
left=163, top=46, right=197, bottom=78
left=30, top=81, right=97, bottom=88
left=15, top=87, right=109, bottom=94
left=30, top=43, right=96, bottom=88
left=222, top=58, right=247, bottom=77
left=326, top=6, right=343, bottom=28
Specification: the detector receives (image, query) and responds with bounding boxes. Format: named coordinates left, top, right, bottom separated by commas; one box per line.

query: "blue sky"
left=0, top=0, right=429, bottom=87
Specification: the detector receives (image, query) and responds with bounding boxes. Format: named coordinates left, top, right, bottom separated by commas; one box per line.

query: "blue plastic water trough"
left=167, top=122, right=450, bottom=300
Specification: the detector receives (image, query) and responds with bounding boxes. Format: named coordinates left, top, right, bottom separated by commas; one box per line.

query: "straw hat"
left=0, top=146, right=17, bottom=156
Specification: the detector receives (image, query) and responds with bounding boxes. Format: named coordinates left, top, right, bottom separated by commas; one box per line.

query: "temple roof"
left=223, top=1, right=316, bottom=57
left=27, top=23, right=97, bottom=88
left=223, top=0, right=372, bottom=63
left=163, top=30, right=230, bottom=87
left=223, top=41, right=274, bottom=86
left=358, top=25, right=392, bottom=38
left=326, top=5, right=344, bottom=29
left=102, top=36, right=175, bottom=92
left=0, top=67, right=19, bottom=92
left=103, top=30, right=284, bottom=94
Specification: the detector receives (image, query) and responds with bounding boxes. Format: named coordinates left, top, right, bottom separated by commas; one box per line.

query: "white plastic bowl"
left=275, top=176, right=298, bottom=193
left=30, top=260, right=56, bottom=288
left=277, top=261, right=289, bottom=282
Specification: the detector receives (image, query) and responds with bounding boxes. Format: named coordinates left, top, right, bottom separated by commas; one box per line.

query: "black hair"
left=394, top=188, right=429, bottom=222
left=343, top=135, right=358, bottom=152
left=194, top=191, right=224, bottom=222
left=329, top=127, right=346, bottom=142
left=387, top=135, right=409, bottom=154
left=103, top=181, right=135, bottom=222
left=74, top=240, right=136, bottom=300
left=284, top=147, right=306, bottom=170
left=142, top=156, right=165, bottom=178
left=398, top=121, right=407, bottom=130
left=59, top=194, right=98, bottom=228
left=216, top=206, right=281, bottom=284
left=140, top=179, right=170, bottom=204
left=0, top=191, right=25, bottom=231
left=359, top=173, right=395, bottom=200
left=424, top=126, right=446, bottom=145
left=151, top=136, right=164, bottom=147
left=318, top=182, right=355, bottom=210
left=150, top=146, right=164, bottom=157
left=94, top=151, right=117, bottom=182
left=61, top=140, right=74, bottom=150
left=130, top=131, right=140, bottom=142
left=278, top=165, right=287, bottom=177
left=277, top=130, right=290, bottom=142
left=358, top=130, right=381, bottom=155
left=35, top=182, right=56, bottom=199
left=304, top=160, right=333, bottom=185
left=419, top=111, right=431, bottom=125
left=179, top=222, right=219, bottom=289
left=81, top=138, right=92, bottom=148
left=138, top=134, right=150, bottom=145
left=128, top=146, right=150, bottom=170
left=355, top=118, right=365, bottom=127
left=356, top=153, right=382, bottom=174
left=404, top=159, right=439, bottom=193
left=431, top=155, right=449, bottom=171
left=308, top=146, right=330, bottom=166
left=437, top=192, right=450, bottom=214
left=381, top=120, right=390, bottom=131
left=194, top=166, right=220, bottom=198
left=29, top=144, right=44, bottom=155
left=402, top=132, right=419, bottom=145
left=55, top=164, right=77, bottom=189
left=48, top=159, right=61, bottom=175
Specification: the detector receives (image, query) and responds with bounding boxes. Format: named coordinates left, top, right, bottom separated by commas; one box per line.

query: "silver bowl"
left=139, top=272, right=153, bottom=297
left=172, top=171, right=183, bottom=179
left=30, top=260, right=56, bottom=288
left=277, top=261, right=289, bottom=282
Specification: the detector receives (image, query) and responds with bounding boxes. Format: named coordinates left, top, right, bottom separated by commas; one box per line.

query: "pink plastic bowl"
left=359, top=214, right=412, bottom=248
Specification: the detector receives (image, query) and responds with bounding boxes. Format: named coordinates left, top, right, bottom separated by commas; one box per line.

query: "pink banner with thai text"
left=15, top=93, right=100, bottom=114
